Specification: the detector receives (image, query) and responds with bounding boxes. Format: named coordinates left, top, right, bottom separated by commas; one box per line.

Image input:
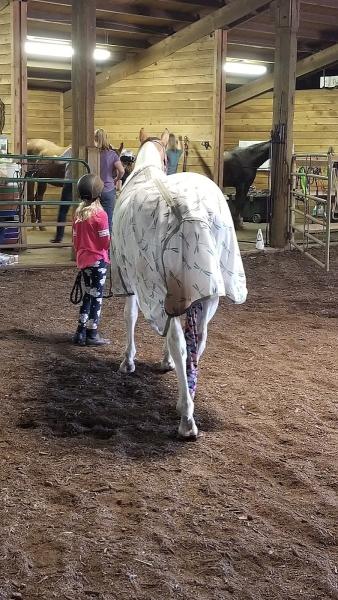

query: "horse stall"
left=0, top=1, right=337, bottom=599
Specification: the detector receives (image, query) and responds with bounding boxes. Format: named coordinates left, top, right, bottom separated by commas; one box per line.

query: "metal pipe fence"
left=0, top=153, right=90, bottom=252
left=290, top=150, right=338, bottom=272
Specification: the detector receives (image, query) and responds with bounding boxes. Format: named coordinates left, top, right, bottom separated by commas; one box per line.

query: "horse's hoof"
left=159, top=360, right=175, bottom=373
left=119, top=359, right=135, bottom=374
left=178, top=417, right=198, bottom=440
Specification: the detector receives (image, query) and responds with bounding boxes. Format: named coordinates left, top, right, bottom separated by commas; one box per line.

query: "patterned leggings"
left=184, top=302, right=203, bottom=399
left=78, top=259, right=107, bottom=331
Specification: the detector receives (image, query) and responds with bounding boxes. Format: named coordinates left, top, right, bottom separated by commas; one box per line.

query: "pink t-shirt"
left=73, top=209, right=110, bottom=269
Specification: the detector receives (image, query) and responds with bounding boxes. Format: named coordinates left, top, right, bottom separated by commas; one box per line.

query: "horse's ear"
left=139, top=128, right=148, bottom=143
left=161, top=128, right=169, bottom=148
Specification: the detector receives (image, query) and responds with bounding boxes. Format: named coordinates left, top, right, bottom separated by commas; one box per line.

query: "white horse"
left=110, top=129, right=247, bottom=439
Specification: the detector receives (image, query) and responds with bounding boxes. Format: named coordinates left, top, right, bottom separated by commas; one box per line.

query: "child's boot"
left=73, top=326, right=87, bottom=346
left=86, top=330, right=110, bottom=346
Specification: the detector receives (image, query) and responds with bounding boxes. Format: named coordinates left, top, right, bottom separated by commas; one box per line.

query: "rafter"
left=27, top=24, right=150, bottom=49
left=27, top=7, right=173, bottom=37
left=28, top=0, right=197, bottom=23
left=301, top=0, right=338, bottom=7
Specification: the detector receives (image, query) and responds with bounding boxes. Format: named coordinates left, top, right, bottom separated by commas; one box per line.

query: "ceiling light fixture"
left=25, top=39, right=111, bottom=62
left=224, top=62, right=267, bottom=76
left=25, top=40, right=73, bottom=58
left=94, top=48, right=111, bottom=61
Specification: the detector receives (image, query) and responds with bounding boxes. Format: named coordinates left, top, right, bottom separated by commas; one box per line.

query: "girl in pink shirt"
left=72, top=173, right=111, bottom=346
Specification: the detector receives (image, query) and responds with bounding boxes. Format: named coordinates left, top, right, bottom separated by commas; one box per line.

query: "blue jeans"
left=54, top=183, right=73, bottom=242
left=100, top=188, right=116, bottom=234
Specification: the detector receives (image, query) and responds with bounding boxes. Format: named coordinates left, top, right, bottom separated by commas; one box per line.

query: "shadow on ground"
left=4, top=328, right=221, bottom=459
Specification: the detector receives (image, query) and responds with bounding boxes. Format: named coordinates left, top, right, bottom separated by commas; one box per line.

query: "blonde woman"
left=94, top=128, right=124, bottom=233
left=72, top=173, right=110, bottom=346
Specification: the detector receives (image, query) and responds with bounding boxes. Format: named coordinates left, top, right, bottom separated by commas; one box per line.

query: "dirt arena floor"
left=0, top=250, right=337, bottom=600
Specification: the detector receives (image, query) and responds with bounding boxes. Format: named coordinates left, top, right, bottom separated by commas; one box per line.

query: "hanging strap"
left=70, top=271, right=83, bottom=305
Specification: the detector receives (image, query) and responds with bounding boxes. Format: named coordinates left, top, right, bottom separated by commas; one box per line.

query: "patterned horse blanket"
left=111, top=166, right=247, bottom=335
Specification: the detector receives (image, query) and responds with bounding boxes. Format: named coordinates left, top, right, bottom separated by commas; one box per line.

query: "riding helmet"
left=77, top=173, right=104, bottom=201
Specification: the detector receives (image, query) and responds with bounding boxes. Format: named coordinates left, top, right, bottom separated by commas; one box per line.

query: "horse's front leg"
left=119, top=295, right=138, bottom=374
left=167, top=317, right=198, bottom=440
left=159, top=336, right=175, bottom=372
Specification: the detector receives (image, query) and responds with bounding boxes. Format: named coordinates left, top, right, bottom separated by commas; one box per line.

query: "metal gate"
left=290, top=150, right=338, bottom=271
left=0, top=152, right=90, bottom=252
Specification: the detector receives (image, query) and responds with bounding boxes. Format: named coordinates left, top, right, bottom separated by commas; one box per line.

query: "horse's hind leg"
left=119, top=295, right=138, bottom=374
left=167, top=317, right=198, bottom=439
left=182, top=296, right=219, bottom=410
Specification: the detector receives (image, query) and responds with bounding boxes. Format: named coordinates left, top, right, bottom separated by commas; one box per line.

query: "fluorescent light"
left=94, top=48, right=111, bottom=61
left=25, top=40, right=73, bottom=58
left=224, top=62, right=267, bottom=76
left=25, top=40, right=111, bottom=62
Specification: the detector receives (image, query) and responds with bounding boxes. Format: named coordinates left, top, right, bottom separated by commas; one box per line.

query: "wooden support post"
left=71, top=0, right=96, bottom=179
left=270, top=0, right=299, bottom=248
left=11, top=0, right=27, bottom=155
left=11, top=0, right=27, bottom=246
left=87, top=146, right=100, bottom=175
left=213, top=30, right=227, bottom=189
left=71, top=0, right=96, bottom=260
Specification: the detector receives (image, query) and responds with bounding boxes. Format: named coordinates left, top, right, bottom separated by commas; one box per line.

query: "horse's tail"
left=193, top=144, right=214, bottom=180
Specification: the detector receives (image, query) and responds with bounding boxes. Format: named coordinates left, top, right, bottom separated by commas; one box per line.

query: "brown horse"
left=26, top=139, right=66, bottom=230
left=26, top=139, right=124, bottom=229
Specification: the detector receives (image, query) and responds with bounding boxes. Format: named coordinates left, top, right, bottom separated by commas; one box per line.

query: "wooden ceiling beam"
left=27, top=24, right=150, bottom=49
left=27, top=7, right=173, bottom=37
left=301, top=8, right=338, bottom=27
left=63, top=0, right=272, bottom=108
left=226, top=41, right=338, bottom=108
left=301, top=0, right=338, bottom=7
left=171, top=0, right=223, bottom=6
left=28, top=0, right=197, bottom=23
left=236, top=21, right=338, bottom=43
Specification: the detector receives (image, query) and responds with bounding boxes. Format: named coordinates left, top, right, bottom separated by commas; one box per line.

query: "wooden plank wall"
left=27, top=90, right=64, bottom=146
left=26, top=90, right=65, bottom=222
left=224, top=89, right=338, bottom=189
left=64, top=35, right=215, bottom=174
left=0, top=3, right=11, bottom=146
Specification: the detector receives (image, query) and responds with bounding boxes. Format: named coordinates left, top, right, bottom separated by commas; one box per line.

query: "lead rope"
left=70, top=238, right=114, bottom=305
left=70, top=271, right=83, bottom=305
left=103, top=237, right=114, bottom=299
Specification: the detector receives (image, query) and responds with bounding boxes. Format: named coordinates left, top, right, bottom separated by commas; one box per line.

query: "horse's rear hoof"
left=178, top=417, right=198, bottom=440
left=159, top=360, right=175, bottom=373
left=119, top=359, right=135, bottom=374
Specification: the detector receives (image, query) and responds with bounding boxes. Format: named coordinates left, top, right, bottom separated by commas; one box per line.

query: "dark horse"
left=195, top=141, right=271, bottom=228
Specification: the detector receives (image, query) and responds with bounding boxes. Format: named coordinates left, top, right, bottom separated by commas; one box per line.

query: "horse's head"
left=137, top=128, right=169, bottom=172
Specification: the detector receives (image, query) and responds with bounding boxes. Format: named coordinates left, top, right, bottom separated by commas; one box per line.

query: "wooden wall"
left=224, top=89, right=338, bottom=189
left=64, top=35, right=216, bottom=174
left=27, top=90, right=64, bottom=146
left=26, top=90, right=65, bottom=222
left=0, top=3, right=11, bottom=145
